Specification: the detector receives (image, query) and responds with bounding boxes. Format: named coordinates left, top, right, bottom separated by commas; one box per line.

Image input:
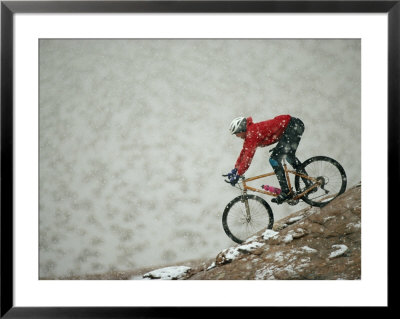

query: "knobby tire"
left=222, top=194, right=274, bottom=244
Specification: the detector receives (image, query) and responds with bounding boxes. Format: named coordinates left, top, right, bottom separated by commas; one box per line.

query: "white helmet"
left=229, top=117, right=247, bottom=134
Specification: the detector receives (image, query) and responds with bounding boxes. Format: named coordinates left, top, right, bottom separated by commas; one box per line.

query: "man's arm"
left=235, top=138, right=257, bottom=176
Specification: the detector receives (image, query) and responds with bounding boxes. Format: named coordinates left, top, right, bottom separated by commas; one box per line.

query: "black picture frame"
left=1, top=1, right=395, bottom=317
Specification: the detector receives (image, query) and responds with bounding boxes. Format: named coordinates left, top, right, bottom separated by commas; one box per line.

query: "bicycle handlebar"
left=222, top=174, right=245, bottom=185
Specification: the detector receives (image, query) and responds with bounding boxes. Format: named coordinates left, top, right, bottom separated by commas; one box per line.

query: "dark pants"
left=269, top=117, right=307, bottom=194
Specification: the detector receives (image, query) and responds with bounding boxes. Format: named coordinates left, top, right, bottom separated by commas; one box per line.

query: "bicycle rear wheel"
left=294, top=156, right=347, bottom=207
left=222, top=194, right=274, bottom=244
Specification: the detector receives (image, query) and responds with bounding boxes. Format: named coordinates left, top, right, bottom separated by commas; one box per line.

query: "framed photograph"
left=1, top=0, right=395, bottom=316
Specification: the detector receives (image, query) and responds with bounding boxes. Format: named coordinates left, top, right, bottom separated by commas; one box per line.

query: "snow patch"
left=262, top=229, right=279, bottom=240
left=142, top=266, right=191, bottom=280
left=238, top=241, right=265, bottom=252
left=220, top=241, right=265, bottom=263
left=346, top=221, right=361, bottom=230
left=301, top=246, right=318, bottom=253
left=207, top=262, right=216, bottom=271
left=292, top=228, right=307, bottom=238
left=282, top=264, right=297, bottom=276
left=130, top=275, right=151, bottom=280
left=323, top=216, right=335, bottom=223
left=274, top=251, right=285, bottom=262
left=308, top=207, right=321, bottom=215
left=224, top=247, right=241, bottom=261
left=329, top=244, right=349, bottom=259
left=287, top=215, right=303, bottom=224
left=255, top=265, right=276, bottom=280
left=296, top=257, right=311, bottom=271
left=283, top=234, right=293, bottom=243
left=245, top=235, right=259, bottom=243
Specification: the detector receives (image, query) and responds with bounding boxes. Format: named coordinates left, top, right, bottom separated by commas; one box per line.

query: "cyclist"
left=225, top=115, right=311, bottom=204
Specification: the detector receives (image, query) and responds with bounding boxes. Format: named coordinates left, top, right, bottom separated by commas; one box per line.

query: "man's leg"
left=270, top=118, right=304, bottom=203
left=281, top=118, right=313, bottom=188
left=269, top=143, right=296, bottom=205
left=286, top=154, right=313, bottom=189
left=269, top=154, right=290, bottom=195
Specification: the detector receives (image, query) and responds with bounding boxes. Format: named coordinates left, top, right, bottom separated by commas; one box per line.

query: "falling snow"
left=38, top=39, right=361, bottom=278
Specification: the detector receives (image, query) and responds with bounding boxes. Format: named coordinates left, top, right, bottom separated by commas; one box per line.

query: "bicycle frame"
left=240, top=163, right=319, bottom=201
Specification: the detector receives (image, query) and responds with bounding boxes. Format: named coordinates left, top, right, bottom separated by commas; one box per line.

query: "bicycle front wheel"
left=222, top=194, right=274, bottom=244
left=294, top=156, right=347, bottom=207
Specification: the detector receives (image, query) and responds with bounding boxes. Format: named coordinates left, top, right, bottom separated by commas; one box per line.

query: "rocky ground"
left=188, top=182, right=361, bottom=280
left=53, top=182, right=361, bottom=280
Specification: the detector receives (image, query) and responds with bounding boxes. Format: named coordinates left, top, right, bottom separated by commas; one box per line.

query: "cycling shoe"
left=271, top=193, right=292, bottom=205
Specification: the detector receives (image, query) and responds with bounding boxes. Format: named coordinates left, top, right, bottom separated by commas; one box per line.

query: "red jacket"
left=235, top=115, right=291, bottom=175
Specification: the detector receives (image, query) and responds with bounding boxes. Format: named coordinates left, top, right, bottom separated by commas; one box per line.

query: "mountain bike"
left=222, top=156, right=347, bottom=244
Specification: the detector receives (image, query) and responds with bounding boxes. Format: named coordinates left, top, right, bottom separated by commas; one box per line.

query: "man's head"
left=229, top=117, right=247, bottom=136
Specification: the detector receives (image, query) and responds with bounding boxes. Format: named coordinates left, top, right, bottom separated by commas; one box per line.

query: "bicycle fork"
left=241, top=190, right=251, bottom=223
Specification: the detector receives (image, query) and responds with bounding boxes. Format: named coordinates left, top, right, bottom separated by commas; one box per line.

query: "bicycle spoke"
left=226, top=198, right=271, bottom=242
